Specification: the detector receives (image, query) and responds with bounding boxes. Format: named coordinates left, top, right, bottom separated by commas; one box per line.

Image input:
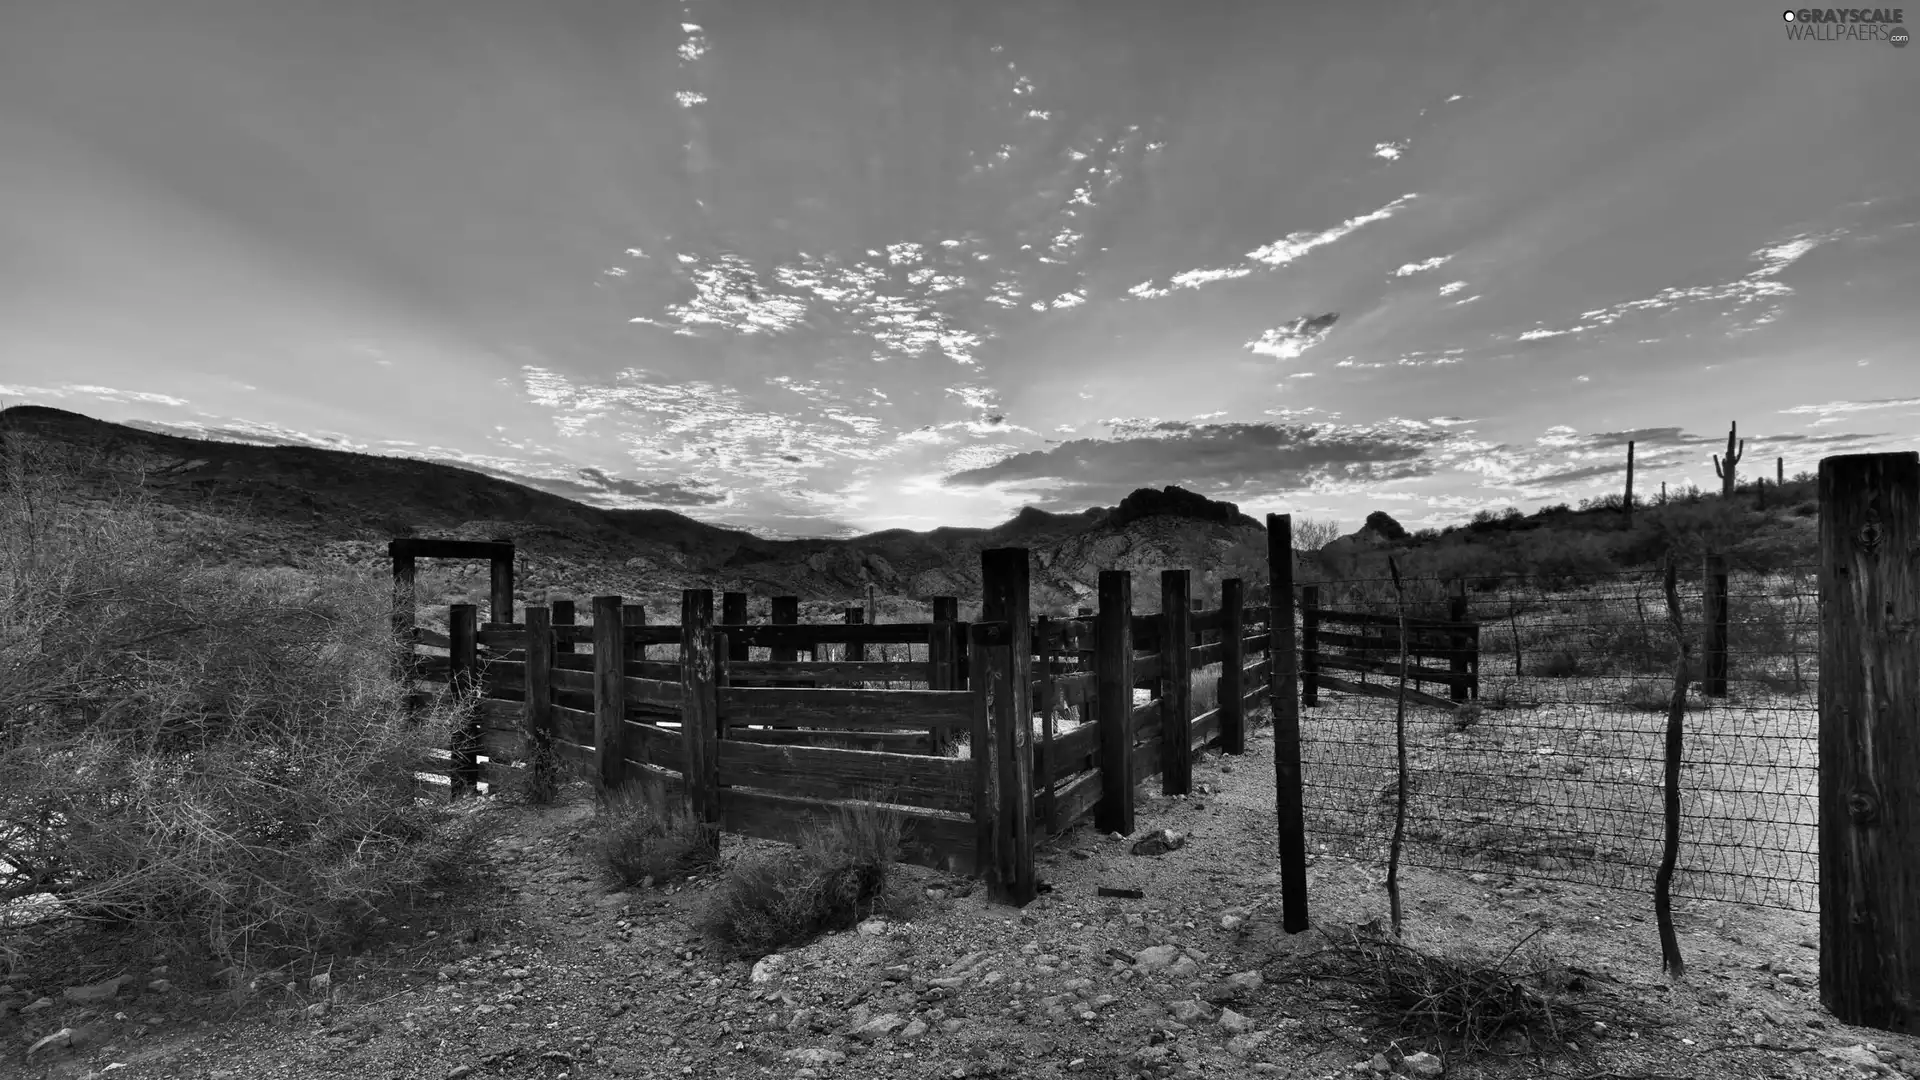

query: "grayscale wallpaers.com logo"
left=1782, top=8, right=1909, bottom=44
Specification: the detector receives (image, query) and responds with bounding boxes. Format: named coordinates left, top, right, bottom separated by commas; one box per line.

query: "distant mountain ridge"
left=0, top=405, right=1269, bottom=612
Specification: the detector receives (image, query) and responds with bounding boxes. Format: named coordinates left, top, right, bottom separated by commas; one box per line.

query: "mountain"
left=0, top=405, right=1271, bottom=618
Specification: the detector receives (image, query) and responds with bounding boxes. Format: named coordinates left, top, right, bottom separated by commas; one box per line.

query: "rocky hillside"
left=1, top=405, right=1271, bottom=617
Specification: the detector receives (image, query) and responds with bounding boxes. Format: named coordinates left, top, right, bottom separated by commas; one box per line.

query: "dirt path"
left=7, top=719, right=1917, bottom=1080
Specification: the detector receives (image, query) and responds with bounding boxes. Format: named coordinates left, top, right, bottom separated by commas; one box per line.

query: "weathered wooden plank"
left=1190, top=640, right=1224, bottom=669
left=1042, top=768, right=1103, bottom=835
left=727, top=660, right=927, bottom=685
left=413, top=626, right=453, bottom=649
left=475, top=696, right=523, bottom=728
left=550, top=667, right=596, bottom=693
left=717, top=788, right=977, bottom=876
left=625, top=675, right=684, bottom=709
left=725, top=727, right=936, bottom=754
left=1047, top=722, right=1101, bottom=783
left=1189, top=607, right=1225, bottom=634
left=1241, top=631, right=1272, bottom=654
left=549, top=703, right=595, bottom=747
left=1314, top=672, right=1462, bottom=712
left=1131, top=698, right=1159, bottom=733
left=1190, top=706, right=1221, bottom=750
left=1048, top=671, right=1096, bottom=707
left=1303, top=606, right=1474, bottom=633
left=714, top=740, right=972, bottom=814
left=1160, top=571, right=1193, bottom=796
left=1130, top=612, right=1160, bottom=653
left=619, top=720, right=683, bottom=773
left=681, top=593, right=719, bottom=824
left=593, top=596, right=627, bottom=789
left=1313, top=652, right=1470, bottom=687
left=718, top=687, right=972, bottom=730
left=1133, top=652, right=1163, bottom=683
left=1315, top=627, right=1454, bottom=653
left=1244, top=657, right=1273, bottom=684
left=981, top=547, right=1034, bottom=905
left=415, top=654, right=451, bottom=676
left=1244, top=683, right=1271, bottom=709
left=713, top=623, right=935, bottom=648
left=1131, top=734, right=1163, bottom=787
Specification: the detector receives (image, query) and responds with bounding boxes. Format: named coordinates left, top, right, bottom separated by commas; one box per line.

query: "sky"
left=1, top=0, right=1916, bottom=539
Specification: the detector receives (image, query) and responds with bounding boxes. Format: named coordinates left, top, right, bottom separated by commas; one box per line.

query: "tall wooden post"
left=448, top=603, right=480, bottom=796
left=1448, top=578, right=1471, bottom=704
left=722, top=592, right=749, bottom=663
left=1300, top=585, right=1321, bottom=707
left=1220, top=578, right=1246, bottom=755
left=390, top=544, right=418, bottom=684
left=552, top=598, right=576, bottom=655
left=1160, top=570, right=1193, bottom=795
left=1267, top=513, right=1310, bottom=934
left=680, top=590, right=719, bottom=826
left=928, top=600, right=957, bottom=688
left=523, top=605, right=556, bottom=798
left=934, top=596, right=966, bottom=687
left=1624, top=440, right=1636, bottom=529
left=980, top=548, right=1035, bottom=905
left=489, top=550, right=515, bottom=627
left=1703, top=554, right=1729, bottom=697
left=1094, top=570, right=1136, bottom=837
left=770, top=596, right=800, bottom=691
left=1778, top=456, right=1785, bottom=487
left=1818, top=451, right=1920, bottom=1033
left=591, top=596, right=627, bottom=790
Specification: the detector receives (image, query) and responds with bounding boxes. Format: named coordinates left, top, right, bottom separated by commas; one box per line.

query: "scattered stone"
left=1166, top=956, right=1200, bottom=980
left=309, top=972, right=331, bottom=993
left=1219, top=908, right=1250, bottom=931
left=1224, top=970, right=1264, bottom=995
left=898, top=1017, right=929, bottom=1040
left=784, top=1048, right=848, bottom=1067
left=1227, top=1031, right=1270, bottom=1059
left=21, top=997, right=53, bottom=1014
left=750, top=955, right=783, bottom=984
left=1167, top=999, right=1214, bottom=1024
left=857, top=918, right=889, bottom=936
left=63, top=975, right=129, bottom=1004
left=1219, top=1008, right=1254, bottom=1034
left=851, top=1013, right=906, bottom=1041
left=1131, top=829, right=1187, bottom=856
left=1402, top=1050, right=1443, bottom=1077
left=1133, top=945, right=1181, bottom=971
left=1820, top=1044, right=1894, bottom=1076
left=147, top=979, right=172, bottom=994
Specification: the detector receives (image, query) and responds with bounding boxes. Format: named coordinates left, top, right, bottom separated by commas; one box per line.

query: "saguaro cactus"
left=1624, top=440, right=1635, bottom=528
left=1712, top=421, right=1744, bottom=499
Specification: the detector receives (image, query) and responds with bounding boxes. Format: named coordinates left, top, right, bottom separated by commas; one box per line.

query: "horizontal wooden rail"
left=729, top=660, right=927, bottom=685
left=718, top=788, right=975, bottom=875
left=1191, top=640, right=1224, bottom=668
left=1314, top=627, right=1457, bottom=653
left=1047, top=723, right=1101, bottom=783
left=715, top=740, right=973, bottom=814
left=713, top=622, right=934, bottom=647
left=1041, top=770, right=1103, bottom=835
left=724, top=728, right=936, bottom=754
left=1302, top=607, right=1475, bottom=633
left=1314, top=672, right=1461, bottom=711
left=1312, top=652, right=1469, bottom=687
left=718, top=686, right=972, bottom=730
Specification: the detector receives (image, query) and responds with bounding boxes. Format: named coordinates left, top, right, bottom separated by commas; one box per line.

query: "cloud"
left=1246, top=312, right=1340, bottom=359
left=940, top=418, right=1458, bottom=507
left=1373, top=141, right=1407, bottom=161
left=1124, top=194, right=1420, bottom=298
left=0, top=383, right=191, bottom=408
left=1779, top=397, right=1920, bottom=418
left=1394, top=256, right=1452, bottom=277
left=1437, top=281, right=1468, bottom=296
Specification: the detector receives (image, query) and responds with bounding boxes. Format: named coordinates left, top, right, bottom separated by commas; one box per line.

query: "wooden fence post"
left=934, top=596, right=966, bottom=687
left=623, top=603, right=648, bottom=663
left=1094, top=570, right=1136, bottom=837
left=1300, top=584, right=1321, bottom=708
left=981, top=548, right=1035, bottom=905
left=680, top=589, right=719, bottom=827
left=448, top=603, right=480, bottom=796
left=592, top=595, right=627, bottom=790
left=928, top=601, right=956, bottom=688
left=1448, top=578, right=1470, bottom=704
left=1703, top=553, right=1729, bottom=697
left=1036, top=615, right=1058, bottom=832
left=552, top=599, right=575, bottom=654
left=524, top=605, right=555, bottom=797
left=845, top=607, right=866, bottom=663
left=1160, top=570, right=1193, bottom=795
left=1220, top=578, right=1246, bottom=755
left=1267, top=513, right=1310, bottom=934
left=771, top=596, right=800, bottom=691
left=722, top=592, right=749, bottom=663
left=1818, top=451, right=1920, bottom=1033
left=390, top=545, right=419, bottom=696
left=489, top=549, right=514, bottom=627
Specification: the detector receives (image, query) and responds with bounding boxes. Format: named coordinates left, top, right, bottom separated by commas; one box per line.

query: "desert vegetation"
left=0, top=436, right=482, bottom=974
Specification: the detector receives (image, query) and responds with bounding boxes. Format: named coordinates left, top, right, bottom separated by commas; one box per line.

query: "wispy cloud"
left=1246, top=313, right=1340, bottom=359
left=1393, top=255, right=1451, bottom=277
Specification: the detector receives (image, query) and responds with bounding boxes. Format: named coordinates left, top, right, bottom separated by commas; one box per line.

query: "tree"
left=1291, top=516, right=1343, bottom=552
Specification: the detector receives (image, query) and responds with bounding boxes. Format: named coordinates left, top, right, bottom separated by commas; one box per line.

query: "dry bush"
left=1299, top=923, right=1587, bottom=1059
left=590, top=782, right=718, bottom=887
left=0, top=435, right=482, bottom=966
left=705, top=800, right=913, bottom=959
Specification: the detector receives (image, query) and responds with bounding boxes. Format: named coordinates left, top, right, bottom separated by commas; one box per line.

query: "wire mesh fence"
left=1294, top=564, right=1818, bottom=911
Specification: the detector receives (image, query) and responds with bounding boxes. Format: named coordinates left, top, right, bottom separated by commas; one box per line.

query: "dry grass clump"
left=590, top=782, right=718, bottom=887
left=0, top=434, right=483, bottom=967
left=1301, top=923, right=1587, bottom=1059
left=705, top=801, right=914, bottom=960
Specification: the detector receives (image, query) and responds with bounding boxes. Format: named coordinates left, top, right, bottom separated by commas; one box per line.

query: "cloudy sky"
left=2, top=0, right=1915, bottom=538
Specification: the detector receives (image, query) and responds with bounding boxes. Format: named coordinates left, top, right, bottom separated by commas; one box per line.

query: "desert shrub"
left=1618, top=680, right=1675, bottom=712
left=1535, top=649, right=1582, bottom=678
left=1524, top=533, right=1617, bottom=591
left=0, top=436, right=480, bottom=965
left=590, top=783, right=717, bottom=887
left=1793, top=501, right=1817, bottom=518
left=705, top=801, right=911, bottom=959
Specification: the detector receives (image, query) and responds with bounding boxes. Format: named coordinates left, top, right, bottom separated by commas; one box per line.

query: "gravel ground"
left=6, top=716, right=1917, bottom=1080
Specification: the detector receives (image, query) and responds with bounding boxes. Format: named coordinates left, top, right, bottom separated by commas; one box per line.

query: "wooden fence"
left=401, top=547, right=1278, bottom=906
left=1299, top=582, right=1480, bottom=711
